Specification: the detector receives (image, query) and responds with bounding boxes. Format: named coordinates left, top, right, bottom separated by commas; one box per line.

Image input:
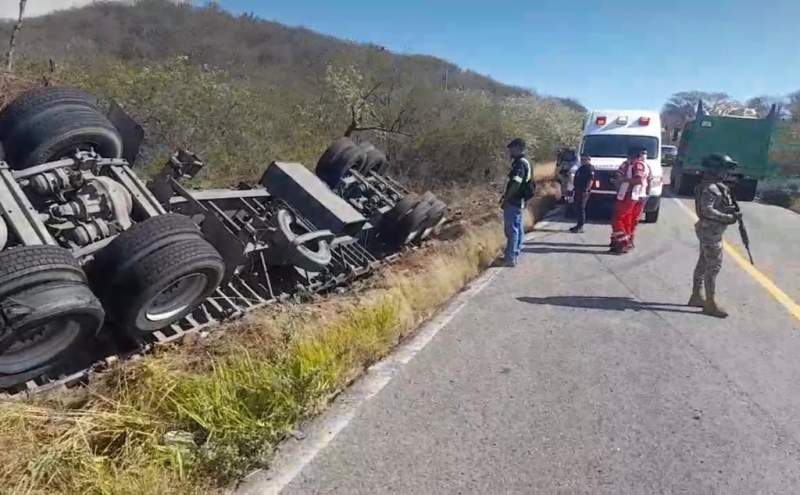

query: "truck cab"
left=575, top=110, right=663, bottom=222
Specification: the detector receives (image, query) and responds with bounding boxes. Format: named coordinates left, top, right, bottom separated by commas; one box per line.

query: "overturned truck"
left=0, top=88, right=447, bottom=395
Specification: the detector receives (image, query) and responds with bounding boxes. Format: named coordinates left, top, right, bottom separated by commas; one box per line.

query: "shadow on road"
left=522, top=245, right=610, bottom=255
left=522, top=247, right=609, bottom=255
left=517, top=296, right=700, bottom=315
left=524, top=241, right=608, bottom=248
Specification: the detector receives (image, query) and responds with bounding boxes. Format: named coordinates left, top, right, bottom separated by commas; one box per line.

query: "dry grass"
left=0, top=70, right=43, bottom=108
left=0, top=182, right=556, bottom=494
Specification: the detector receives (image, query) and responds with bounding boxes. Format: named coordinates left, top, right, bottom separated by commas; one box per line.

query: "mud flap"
left=107, top=100, right=144, bottom=165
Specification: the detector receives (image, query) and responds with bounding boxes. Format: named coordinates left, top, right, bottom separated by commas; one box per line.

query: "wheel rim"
left=50, top=143, right=99, bottom=161
left=143, top=273, right=209, bottom=322
left=0, top=316, right=81, bottom=373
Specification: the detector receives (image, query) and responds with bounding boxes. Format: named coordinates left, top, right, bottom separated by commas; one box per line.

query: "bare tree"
left=326, top=63, right=412, bottom=138
left=788, top=90, right=800, bottom=122
left=661, top=91, right=741, bottom=130
left=5, top=0, right=27, bottom=72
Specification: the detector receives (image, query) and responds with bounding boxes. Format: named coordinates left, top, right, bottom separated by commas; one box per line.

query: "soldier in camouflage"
left=689, top=153, right=742, bottom=318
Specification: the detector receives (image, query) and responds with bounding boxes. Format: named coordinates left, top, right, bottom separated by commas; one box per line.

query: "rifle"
left=730, top=195, right=754, bottom=265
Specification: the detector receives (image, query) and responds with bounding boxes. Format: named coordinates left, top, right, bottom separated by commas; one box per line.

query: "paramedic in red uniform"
left=629, top=149, right=652, bottom=248
left=609, top=147, right=647, bottom=254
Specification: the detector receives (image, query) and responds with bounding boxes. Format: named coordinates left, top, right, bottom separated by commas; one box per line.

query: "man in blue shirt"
left=500, top=138, right=533, bottom=267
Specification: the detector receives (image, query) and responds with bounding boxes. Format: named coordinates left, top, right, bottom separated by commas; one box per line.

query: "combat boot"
left=703, top=300, right=728, bottom=318
left=702, top=284, right=728, bottom=318
left=703, top=280, right=728, bottom=318
left=687, top=284, right=705, bottom=308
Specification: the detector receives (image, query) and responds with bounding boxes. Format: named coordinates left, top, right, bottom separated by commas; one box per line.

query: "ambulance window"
left=581, top=135, right=659, bottom=159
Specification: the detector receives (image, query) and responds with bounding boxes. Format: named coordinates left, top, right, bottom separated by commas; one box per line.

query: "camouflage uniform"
left=691, top=179, right=737, bottom=316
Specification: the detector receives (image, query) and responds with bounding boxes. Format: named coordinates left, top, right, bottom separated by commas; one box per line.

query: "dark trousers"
left=574, top=189, right=590, bottom=227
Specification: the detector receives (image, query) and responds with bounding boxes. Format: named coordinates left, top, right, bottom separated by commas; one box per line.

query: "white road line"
left=237, top=217, right=557, bottom=495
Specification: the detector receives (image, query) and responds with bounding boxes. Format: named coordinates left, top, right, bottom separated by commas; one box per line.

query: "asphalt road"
left=243, top=195, right=800, bottom=494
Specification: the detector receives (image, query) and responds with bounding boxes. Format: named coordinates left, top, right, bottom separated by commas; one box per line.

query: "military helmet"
left=701, top=153, right=738, bottom=170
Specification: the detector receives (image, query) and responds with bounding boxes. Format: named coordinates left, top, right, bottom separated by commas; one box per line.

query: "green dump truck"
left=670, top=100, right=779, bottom=201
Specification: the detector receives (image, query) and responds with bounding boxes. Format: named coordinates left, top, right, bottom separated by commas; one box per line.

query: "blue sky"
left=217, top=1, right=795, bottom=110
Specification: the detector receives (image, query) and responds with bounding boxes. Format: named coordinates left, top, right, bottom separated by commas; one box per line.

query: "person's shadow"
left=522, top=241, right=610, bottom=255
left=517, top=296, right=700, bottom=315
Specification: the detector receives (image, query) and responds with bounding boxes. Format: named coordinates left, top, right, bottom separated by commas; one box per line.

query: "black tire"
left=420, top=191, right=436, bottom=203
left=0, top=245, right=85, bottom=299
left=734, top=179, right=758, bottom=202
left=404, top=192, right=437, bottom=242
left=316, top=137, right=352, bottom=174
left=91, top=214, right=223, bottom=338
left=417, top=199, right=447, bottom=240
left=383, top=193, right=419, bottom=224
left=316, top=138, right=366, bottom=187
left=674, top=171, right=697, bottom=197
left=0, top=216, right=6, bottom=251
left=103, top=237, right=224, bottom=338
left=375, top=157, right=392, bottom=176
left=90, top=213, right=204, bottom=279
left=644, top=207, right=660, bottom=223
left=3, top=105, right=123, bottom=170
left=0, top=86, right=101, bottom=140
left=361, top=144, right=389, bottom=175
left=357, top=141, right=376, bottom=173
left=397, top=200, right=433, bottom=244
left=0, top=246, right=104, bottom=376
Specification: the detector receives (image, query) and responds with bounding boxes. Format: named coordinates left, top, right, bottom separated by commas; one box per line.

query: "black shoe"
left=569, top=226, right=584, bottom=233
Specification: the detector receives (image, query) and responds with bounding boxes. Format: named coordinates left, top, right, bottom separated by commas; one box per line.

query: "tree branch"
left=346, top=124, right=412, bottom=138
left=5, top=0, right=27, bottom=72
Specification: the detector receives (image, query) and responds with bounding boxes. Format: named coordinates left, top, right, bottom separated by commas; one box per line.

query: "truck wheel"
left=93, top=215, right=224, bottom=339
left=360, top=144, right=389, bottom=175
left=397, top=200, right=433, bottom=244
left=0, top=216, right=7, bottom=251
left=272, top=209, right=333, bottom=272
left=675, top=173, right=697, bottom=196
left=384, top=193, right=419, bottom=224
left=417, top=199, right=447, bottom=240
left=357, top=142, right=375, bottom=172
left=89, top=213, right=205, bottom=276
left=316, top=138, right=366, bottom=188
left=0, top=246, right=103, bottom=376
left=644, top=207, right=660, bottom=223
left=734, top=179, right=758, bottom=202
left=3, top=105, right=123, bottom=170
left=0, top=86, right=101, bottom=140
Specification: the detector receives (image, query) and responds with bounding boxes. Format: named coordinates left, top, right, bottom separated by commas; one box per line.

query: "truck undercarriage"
left=0, top=87, right=447, bottom=397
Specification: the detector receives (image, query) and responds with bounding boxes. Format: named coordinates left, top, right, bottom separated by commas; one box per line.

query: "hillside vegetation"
left=1, top=0, right=583, bottom=186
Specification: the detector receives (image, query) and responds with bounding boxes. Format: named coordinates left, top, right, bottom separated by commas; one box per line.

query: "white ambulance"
left=570, top=110, right=663, bottom=223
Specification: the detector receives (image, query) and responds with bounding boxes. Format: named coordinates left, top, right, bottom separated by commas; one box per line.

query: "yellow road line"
left=674, top=199, right=800, bottom=322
